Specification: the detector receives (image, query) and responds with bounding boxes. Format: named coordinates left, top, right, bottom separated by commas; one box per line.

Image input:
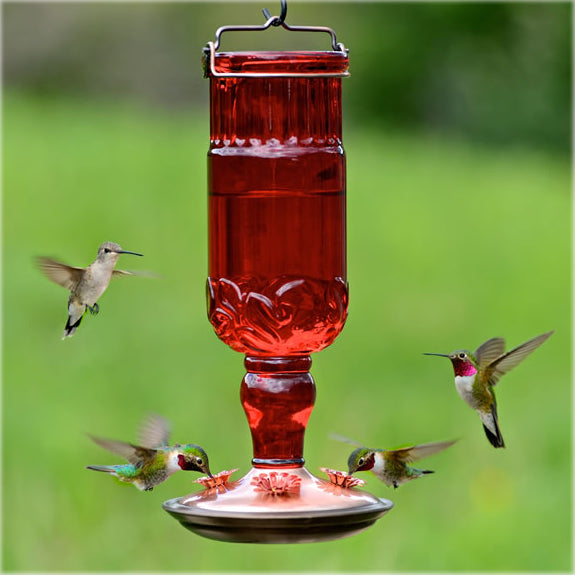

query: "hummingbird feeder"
left=163, top=1, right=393, bottom=543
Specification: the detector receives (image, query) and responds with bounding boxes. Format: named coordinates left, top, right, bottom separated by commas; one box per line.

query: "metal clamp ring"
left=204, top=40, right=349, bottom=78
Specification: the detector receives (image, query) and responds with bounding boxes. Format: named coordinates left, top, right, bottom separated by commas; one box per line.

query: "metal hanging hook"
left=262, top=0, right=287, bottom=27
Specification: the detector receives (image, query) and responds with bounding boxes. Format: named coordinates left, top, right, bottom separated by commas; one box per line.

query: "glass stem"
left=240, top=355, right=316, bottom=468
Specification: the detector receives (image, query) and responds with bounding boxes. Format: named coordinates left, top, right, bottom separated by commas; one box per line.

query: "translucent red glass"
left=207, top=51, right=349, bottom=465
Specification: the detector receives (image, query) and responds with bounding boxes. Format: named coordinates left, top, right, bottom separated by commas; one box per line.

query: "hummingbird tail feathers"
left=482, top=423, right=505, bottom=448
left=408, top=468, right=434, bottom=482
left=63, top=314, right=83, bottom=339
left=86, top=464, right=116, bottom=474
left=482, top=404, right=505, bottom=448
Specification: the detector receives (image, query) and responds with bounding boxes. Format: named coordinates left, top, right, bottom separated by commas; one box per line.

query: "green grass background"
left=2, top=93, right=571, bottom=571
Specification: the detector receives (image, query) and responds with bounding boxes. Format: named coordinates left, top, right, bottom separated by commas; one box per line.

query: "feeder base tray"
left=163, top=467, right=393, bottom=544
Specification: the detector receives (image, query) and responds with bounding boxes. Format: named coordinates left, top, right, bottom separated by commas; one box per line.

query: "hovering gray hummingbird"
left=37, top=241, right=143, bottom=338
left=87, top=414, right=212, bottom=491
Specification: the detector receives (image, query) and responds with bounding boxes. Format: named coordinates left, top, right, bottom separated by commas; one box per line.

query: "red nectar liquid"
left=206, top=51, right=349, bottom=465
left=207, top=52, right=349, bottom=356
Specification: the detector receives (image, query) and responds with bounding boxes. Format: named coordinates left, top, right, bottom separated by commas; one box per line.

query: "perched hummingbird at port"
left=346, top=439, right=457, bottom=489
left=37, top=241, right=143, bottom=338
left=424, top=331, right=554, bottom=448
left=86, top=414, right=212, bottom=491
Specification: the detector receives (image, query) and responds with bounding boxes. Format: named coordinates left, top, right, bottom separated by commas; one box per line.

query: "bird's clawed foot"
left=87, top=303, right=100, bottom=315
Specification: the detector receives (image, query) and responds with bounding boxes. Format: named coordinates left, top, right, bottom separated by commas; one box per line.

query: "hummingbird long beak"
left=422, top=353, right=450, bottom=357
left=116, top=250, right=144, bottom=257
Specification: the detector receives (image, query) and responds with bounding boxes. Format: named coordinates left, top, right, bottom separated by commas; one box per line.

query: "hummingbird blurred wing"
left=112, top=269, right=135, bottom=278
left=89, top=435, right=158, bottom=464
left=37, top=257, right=83, bottom=290
left=474, top=338, right=506, bottom=369
left=138, top=414, right=171, bottom=448
left=486, top=331, right=554, bottom=386
left=329, top=433, right=363, bottom=447
left=112, top=269, right=159, bottom=278
left=389, top=440, right=457, bottom=463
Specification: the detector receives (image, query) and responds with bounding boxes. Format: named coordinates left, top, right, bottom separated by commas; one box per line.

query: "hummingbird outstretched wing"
left=485, top=331, right=554, bottom=386
left=36, top=257, right=84, bottom=290
left=474, top=337, right=506, bottom=369
left=138, top=414, right=171, bottom=448
left=387, top=440, right=457, bottom=463
left=89, top=435, right=158, bottom=464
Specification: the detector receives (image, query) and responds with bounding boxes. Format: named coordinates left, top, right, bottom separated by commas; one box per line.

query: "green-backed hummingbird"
left=37, top=241, right=143, bottom=338
left=347, top=440, right=456, bottom=489
left=86, top=414, right=212, bottom=491
left=424, top=331, right=553, bottom=448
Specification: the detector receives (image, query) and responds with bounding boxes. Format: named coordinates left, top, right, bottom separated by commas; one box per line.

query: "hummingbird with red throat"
left=86, top=414, right=212, bottom=491
left=347, top=440, right=457, bottom=488
left=424, top=331, right=553, bottom=448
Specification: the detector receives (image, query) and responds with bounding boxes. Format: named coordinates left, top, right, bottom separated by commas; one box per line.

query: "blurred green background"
left=2, top=2, right=572, bottom=571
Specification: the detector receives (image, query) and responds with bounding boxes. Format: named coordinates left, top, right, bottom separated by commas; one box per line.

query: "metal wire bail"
left=203, top=0, right=348, bottom=78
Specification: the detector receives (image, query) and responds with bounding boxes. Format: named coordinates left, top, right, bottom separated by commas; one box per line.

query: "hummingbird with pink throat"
left=424, top=331, right=553, bottom=448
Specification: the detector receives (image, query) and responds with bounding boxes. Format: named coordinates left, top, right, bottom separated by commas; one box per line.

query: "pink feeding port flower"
left=195, top=469, right=238, bottom=491
left=320, top=468, right=365, bottom=489
left=251, top=472, right=301, bottom=497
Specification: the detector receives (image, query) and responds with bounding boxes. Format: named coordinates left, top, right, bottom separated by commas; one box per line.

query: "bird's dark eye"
left=459, top=353, right=466, bottom=359
left=358, top=458, right=365, bottom=466
left=196, top=457, right=203, bottom=465
left=104, top=248, right=111, bottom=253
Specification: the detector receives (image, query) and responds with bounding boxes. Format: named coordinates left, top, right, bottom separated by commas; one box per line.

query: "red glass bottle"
left=207, top=51, right=349, bottom=467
